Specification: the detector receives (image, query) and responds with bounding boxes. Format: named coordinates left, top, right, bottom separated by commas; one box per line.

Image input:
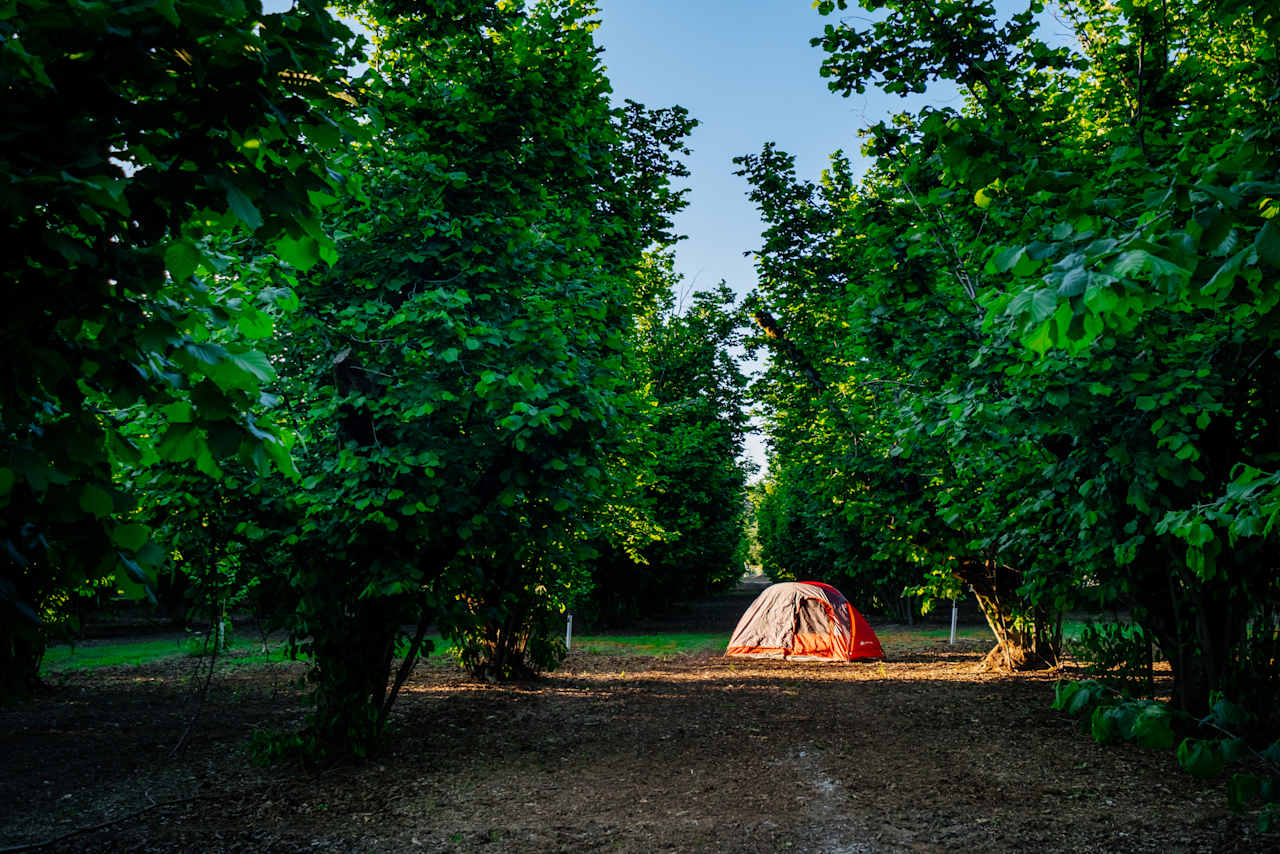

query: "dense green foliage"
left=260, top=0, right=704, bottom=753
left=584, top=252, right=751, bottom=626
left=1, top=0, right=360, bottom=698
left=3, top=0, right=752, bottom=761
left=748, top=0, right=1280, bottom=713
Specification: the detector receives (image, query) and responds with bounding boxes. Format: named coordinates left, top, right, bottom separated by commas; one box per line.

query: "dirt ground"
left=0, top=589, right=1272, bottom=853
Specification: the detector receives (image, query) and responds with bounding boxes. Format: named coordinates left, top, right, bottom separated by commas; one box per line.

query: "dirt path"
left=0, top=623, right=1269, bottom=852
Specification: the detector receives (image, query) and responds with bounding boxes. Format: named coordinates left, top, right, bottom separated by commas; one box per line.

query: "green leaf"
left=1051, top=299, right=1073, bottom=339
left=214, top=350, right=274, bottom=388
left=1129, top=704, right=1175, bottom=750
left=1227, top=774, right=1261, bottom=813
left=153, top=0, right=180, bottom=25
left=237, top=308, right=274, bottom=340
left=1051, top=681, right=1081, bottom=710
left=1111, top=249, right=1190, bottom=282
left=111, top=523, right=151, bottom=552
left=275, top=288, right=300, bottom=312
left=1256, top=220, right=1280, bottom=267
left=1177, top=738, right=1225, bottom=779
left=1194, top=184, right=1242, bottom=209
left=991, top=246, right=1025, bottom=274
left=1058, top=267, right=1088, bottom=297
left=307, top=189, right=338, bottom=208
left=262, top=434, right=297, bottom=478
left=1207, top=695, right=1253, bottom=731
left=1203, top=249, right=1247, bottom=296
left=276, top=234, right=322, bottom=271
left=1060, top=681, right=1100, bottom=716
left=161, top=400, right=194, bottom=423
left=1029, top=289, right=1058, bottom=324
left=117, top=551, right=149, bottom=583
left=164, top=241, right=202, bottom=282
left=1014, top=251, right=1043, bottom=277
left=1084, top=281, right=1118, bottom=313
left=1091, top=705, right=1120, bottom=744
left=303, top=122, right=341, bottom=149
left=0, top=467, right=13, bottom=497
left=114, top=554, right=155, bottom=602
left=157, top=423, right=200, bottom=462
left=194, top=440, right=222, bottom=479
left=185, top=341, right=228, bottom=365
left=1184, top=522, right=1215, bottom=547
left=1220, top=737, right=1249, bottom=763
left=1023, top=319, right=1053, bottom=354
left=225, top=185, right=263, bottom=230
left=78, top=484, right=114, bottom=518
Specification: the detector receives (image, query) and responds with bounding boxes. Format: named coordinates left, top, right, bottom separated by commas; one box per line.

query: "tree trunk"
left=465, top=607, right=537, bottom=682
left=0, top=624, right=44, bottom=702
left=310, top=598, right=397, bottom=759
left=955, top=558, right=1060, bottom=672
left=1134, top=560, right=1249, bottom=722
left=1, top=564, right=48, bottom=701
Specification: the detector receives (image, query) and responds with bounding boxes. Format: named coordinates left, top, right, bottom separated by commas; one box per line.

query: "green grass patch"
left=1062, top=620, right=1089, bottom=641
left=882, top=626, right=990, bottom=641
left=571, top=632, right=725, bottom=656
left=38, top=620, right=1097, bottom=674
left=40, top=631, right=726, bottom=674
left=880, top=619, right=1090, bottom=643
left=41, top=635, right=297, bottom=673
left=43, top=637, right=188, bottom=671
left=211, top=645, right=301, bottom=669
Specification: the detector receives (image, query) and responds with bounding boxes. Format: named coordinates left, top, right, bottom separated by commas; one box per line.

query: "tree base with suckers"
left=955, top=560, right=1062, bottom=672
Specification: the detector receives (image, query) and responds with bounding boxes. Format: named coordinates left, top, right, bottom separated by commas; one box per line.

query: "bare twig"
left=899, top=179, right=980, bottom=306
left=170, top=624, right=221, bottom=758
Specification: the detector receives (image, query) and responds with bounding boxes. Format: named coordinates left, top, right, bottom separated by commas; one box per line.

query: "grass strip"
left=40, top=621, right=1099, bottom=674
left=571, top=633, right=726, bottom=656
left=42, top=636, right=295, bottom=672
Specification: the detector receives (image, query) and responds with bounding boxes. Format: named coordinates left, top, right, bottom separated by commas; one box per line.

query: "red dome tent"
left=726, top=581, right=884, bottom=662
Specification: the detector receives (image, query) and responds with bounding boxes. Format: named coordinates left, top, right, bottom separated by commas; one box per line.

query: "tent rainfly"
left=726, top=581, right=884, bottom=662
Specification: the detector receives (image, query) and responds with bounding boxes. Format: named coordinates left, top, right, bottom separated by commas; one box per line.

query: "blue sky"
left=594, top=1, right=902, bottom=473
left=595, top=1, right=887, bottom=301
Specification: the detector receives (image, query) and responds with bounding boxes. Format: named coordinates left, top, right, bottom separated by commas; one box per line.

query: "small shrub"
left=249, top=728, right=317, bottom=767
left=1067, top=620, right=1158, bottom=694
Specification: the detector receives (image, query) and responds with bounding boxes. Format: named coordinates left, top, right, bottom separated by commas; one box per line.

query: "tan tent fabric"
left=726, top=581, right=884, bottom=662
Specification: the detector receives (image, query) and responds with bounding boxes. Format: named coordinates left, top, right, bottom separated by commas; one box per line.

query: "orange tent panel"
left=726, top=581, right=884, bottom=662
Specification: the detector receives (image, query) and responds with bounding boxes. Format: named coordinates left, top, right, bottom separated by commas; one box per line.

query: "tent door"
left=791, top=598, right=835, bottom=657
